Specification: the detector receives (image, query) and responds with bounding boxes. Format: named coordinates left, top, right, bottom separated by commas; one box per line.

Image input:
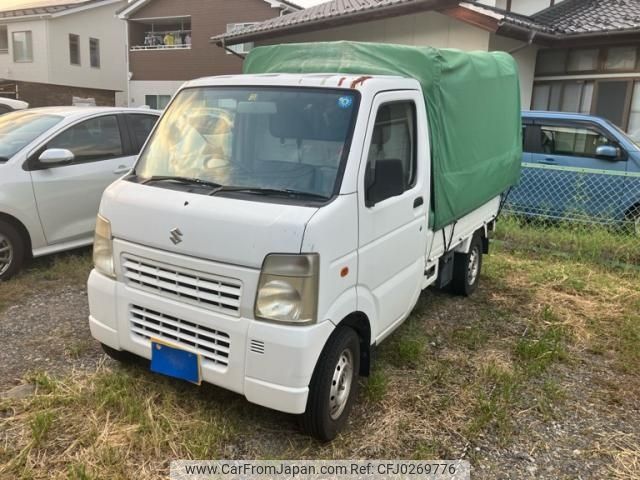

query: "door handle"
left=113, top=165, right=130, bottom=174
left=413, top=196, right=424, bottom=208
left=539, top=158, right=557, bottom=165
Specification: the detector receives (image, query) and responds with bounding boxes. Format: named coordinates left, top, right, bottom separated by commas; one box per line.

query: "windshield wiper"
left=140, top=176, right=222, bottom=189
left=208, top=186, right=328, bottom=201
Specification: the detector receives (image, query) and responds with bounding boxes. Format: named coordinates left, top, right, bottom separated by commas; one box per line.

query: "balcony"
left=129, top=16, right=191, bottom=52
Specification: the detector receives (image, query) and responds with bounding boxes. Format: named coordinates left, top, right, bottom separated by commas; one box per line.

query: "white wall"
left=48, top=1, right=127, bottom=96
left=0, top=19, right=50, bottom=84
left=258, top=11, right=491, bottom=51
left=129, top=80, right=185, bottom=107
left=489, top=34, right=538, bottom=109
left=490, top=0, right=568, bottom=15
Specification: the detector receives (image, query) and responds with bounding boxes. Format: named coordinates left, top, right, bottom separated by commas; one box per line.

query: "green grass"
left=30, top=411, right=55, bottom=446
left=495, top=215, right=640, bottom=266
left=364, top=369, right=389, bottom=402
left=1, top=222, right=639, bottom=478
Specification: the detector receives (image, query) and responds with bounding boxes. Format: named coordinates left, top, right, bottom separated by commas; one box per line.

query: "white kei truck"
left=88, top=42, right=522, bottom=441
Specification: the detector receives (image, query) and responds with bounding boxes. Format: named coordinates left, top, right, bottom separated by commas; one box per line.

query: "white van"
left=88, top=44, right=521, bottom=441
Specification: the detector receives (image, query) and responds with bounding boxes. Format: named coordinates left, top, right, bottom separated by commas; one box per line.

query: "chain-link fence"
left=498, top=162, right=640, bottom=266
left=503, top=162, right=640, bottom=235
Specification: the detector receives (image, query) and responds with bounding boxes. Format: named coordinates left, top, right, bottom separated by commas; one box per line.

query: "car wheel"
left=302, top=326, right=360, bottom=441
left=0, top=219, right=26, bottom=282
left=450, top=232, right=483, bottom=297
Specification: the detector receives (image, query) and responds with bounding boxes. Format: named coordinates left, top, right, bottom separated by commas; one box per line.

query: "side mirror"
left=38, top=148, right=75, bottom=165
left=365, top=158, right=405, bottom=207
left=596, top=145, right=619, bottom=160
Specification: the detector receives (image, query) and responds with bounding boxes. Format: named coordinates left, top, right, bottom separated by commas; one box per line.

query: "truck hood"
left=100, top=180, right=318, bottom=269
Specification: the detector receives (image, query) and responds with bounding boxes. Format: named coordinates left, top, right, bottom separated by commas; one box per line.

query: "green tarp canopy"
left=244, top=41, right=522, bottom=230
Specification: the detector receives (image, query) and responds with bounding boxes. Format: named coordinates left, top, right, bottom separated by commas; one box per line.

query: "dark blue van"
left=506, top=111, right=640, bottom=234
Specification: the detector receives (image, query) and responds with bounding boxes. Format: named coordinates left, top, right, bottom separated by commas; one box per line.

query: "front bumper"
left=88, top=268, right=334, bottom=415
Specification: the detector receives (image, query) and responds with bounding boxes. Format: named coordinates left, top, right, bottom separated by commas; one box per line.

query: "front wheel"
left=0, top=220, right=26, bottom=282
left=302, top=326, right=360, bottom=441
left=450, top=233, right=483, bottom=296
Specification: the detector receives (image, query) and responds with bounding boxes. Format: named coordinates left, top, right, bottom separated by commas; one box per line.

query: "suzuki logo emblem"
left=170, top=228, right=183, bottom=245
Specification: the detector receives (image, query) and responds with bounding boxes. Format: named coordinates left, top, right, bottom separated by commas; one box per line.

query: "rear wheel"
left=0, top=220, right=26, bottom=282
left=302, top=326, right=360, bottom=441
left=450, top=233, right=483, bottom=296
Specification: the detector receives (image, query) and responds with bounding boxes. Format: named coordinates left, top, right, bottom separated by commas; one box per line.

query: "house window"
left=536, top=49, right=567, bottom=75
left=532, top=81, right=593, bottom=114
left=144, top=94, right=171, bottom=110
left=627, top=82, right=640, bottom=142
left=536, top=46, right=640, bottom=76
left=12, top=31, right=33, bottom=62
left=90, top=38, right=100, bottom=68
left=604, top=46, right=637, bottom=71
left=594, top=81, right=630, bottom=128
left=567, top=49, right=599, bottom=73
left=69, top=34, right=80, bottom=65
left=225, top=23, right=257, bottom=54
left=0, top=26, right=8, bottom=54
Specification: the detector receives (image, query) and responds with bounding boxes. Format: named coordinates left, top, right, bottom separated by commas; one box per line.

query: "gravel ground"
left=0, top=285, right=101, bottom=390
left=0, top=249, right=638, bottom=479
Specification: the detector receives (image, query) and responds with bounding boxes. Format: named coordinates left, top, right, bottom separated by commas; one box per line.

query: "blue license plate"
left=150, top=340, right=200, bottom=384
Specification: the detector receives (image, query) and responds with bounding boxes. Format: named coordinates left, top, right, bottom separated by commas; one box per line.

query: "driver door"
left=28, top=114, right=135, bottom=245
left=357, top=91, right=429, bottom=342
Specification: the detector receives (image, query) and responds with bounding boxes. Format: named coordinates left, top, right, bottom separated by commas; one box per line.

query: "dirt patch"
left=0, top=285, right=102, bottom=389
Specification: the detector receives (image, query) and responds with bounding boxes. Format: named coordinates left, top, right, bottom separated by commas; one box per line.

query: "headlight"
left=93, top=214, right=115, bottom=279
left=254, top=254, right=319, bottom=324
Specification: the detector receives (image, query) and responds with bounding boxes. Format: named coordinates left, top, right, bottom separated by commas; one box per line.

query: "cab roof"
left=183, top=73, right=421, bottom=93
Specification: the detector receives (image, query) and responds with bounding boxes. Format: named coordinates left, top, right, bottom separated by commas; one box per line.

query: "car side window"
left=127, top=114, right=158, bottom=153
left=539, top=124, right=614, bottom=159
left=365, top=101, right=417, bottom=206
left=47, top=115, right=123, bottom=162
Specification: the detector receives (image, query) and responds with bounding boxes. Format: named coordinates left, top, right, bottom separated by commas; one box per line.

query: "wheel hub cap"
left=467, top=247, right=480, bottom=285
left=0, top=234, right=13, bottom=277
left=329, top=349, right=354, bottom=420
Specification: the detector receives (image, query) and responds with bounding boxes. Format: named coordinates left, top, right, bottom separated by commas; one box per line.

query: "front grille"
left=122, top=255, right=242, bottom=316
left=130, top=305, right=230, bottom=366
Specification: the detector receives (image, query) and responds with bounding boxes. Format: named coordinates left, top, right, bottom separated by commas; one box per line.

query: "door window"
left=365, top=101, right=416, bottom=205
left=126, top=114, right=158, bottom=152
left=47, top=115, right=123, bottom=163
left=539, top=124, right=614, bottom=159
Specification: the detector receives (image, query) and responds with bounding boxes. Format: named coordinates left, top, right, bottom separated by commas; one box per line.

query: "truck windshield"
left=0, top=111, right=63, bottom=162
left=135, top=86, right=359, bottom=200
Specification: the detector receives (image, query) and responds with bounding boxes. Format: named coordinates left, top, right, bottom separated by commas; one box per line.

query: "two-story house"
left=0, top=0, right=129, bottom=107
left=117, top=0, right=299, bottom=109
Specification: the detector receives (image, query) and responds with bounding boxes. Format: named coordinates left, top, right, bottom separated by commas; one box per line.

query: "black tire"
left=450, top=232, right=483, bottom=297
left=0, top=219, right=26, bottom=282
left=302, top=326, right=360, bottom=441
left=101, top=343, right=137, bottom=364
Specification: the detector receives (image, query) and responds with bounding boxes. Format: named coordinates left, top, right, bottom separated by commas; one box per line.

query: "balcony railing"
left=131, top=29, right=192, bottom=51
left=131, top=44, right=191, bottom=51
